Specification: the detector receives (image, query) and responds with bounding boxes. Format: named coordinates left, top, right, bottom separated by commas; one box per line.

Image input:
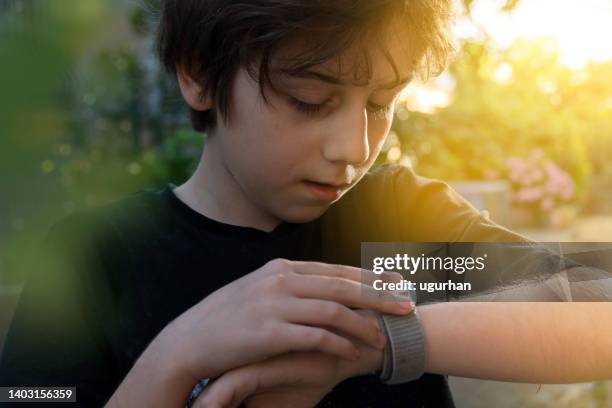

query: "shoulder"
left=325, top=163, right=452, bottom=228
left=326, top=164, right=528, bottom=242
left=319, top=164, right=441, bottom=242
left=45, top=186, right=171, bottom=261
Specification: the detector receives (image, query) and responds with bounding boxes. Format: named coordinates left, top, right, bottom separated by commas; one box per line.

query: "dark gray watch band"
left=378, top=307, right=426, bottom=384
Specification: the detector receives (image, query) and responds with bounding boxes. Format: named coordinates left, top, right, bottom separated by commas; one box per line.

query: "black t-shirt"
left=0, top=164, right=529, bottom=407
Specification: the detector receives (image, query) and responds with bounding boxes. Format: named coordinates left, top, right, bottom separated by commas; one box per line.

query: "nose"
left=322, top=103, right=370, bottom=166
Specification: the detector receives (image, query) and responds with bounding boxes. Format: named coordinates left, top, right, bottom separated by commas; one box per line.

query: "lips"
left=302, top=179, right=351, bottom=201
left=312, top=180, right=351, bottom=188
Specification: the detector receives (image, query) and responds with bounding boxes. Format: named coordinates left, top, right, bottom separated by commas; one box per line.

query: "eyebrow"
left=286, top=69, right=413, bottom=90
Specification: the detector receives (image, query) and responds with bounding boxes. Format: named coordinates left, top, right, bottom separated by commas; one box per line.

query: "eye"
left=288, top=97, right=326, bottom=115
left=288, top=96, right=395, bottom=119
left=367, top=101, right=393, bottom=114
left=367, top=101, right=395, bottom=120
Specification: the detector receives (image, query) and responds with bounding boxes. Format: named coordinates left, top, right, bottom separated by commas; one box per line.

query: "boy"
left=3, top=1, right=611, bottom=407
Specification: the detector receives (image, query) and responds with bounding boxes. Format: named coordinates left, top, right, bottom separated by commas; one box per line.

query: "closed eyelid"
left=368, top=92, right=401, bottom=108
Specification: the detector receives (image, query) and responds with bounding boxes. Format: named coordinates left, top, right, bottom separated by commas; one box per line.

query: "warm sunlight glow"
left=467, top=0, right=612, bottom=69
left=399, top=73, right=455, bottom=114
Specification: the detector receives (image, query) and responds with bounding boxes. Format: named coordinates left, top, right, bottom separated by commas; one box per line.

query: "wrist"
left=153, top=321, right=213, bottom=382
left=106, top=327, right=198, bottom=407
left=151, top=326, right=194, bottom=379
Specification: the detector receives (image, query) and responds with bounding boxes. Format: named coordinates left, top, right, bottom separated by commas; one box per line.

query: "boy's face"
left=186, top=20, right=414, bottom=227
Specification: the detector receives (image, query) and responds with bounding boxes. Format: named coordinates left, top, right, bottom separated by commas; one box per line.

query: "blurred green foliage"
left=0, top=0, right=199, bottom=284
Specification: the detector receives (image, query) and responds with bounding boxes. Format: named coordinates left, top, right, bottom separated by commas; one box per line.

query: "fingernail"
left=397, top=301, right=414, bottom=311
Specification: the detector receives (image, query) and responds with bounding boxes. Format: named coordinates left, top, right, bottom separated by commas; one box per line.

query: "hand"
left=191, top=310, right=385, bottom=408
left=158, top=259, right=409, bottom=382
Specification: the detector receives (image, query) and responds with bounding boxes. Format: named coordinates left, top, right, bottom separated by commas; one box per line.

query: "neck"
left=174, top=135, right=282, bottom=233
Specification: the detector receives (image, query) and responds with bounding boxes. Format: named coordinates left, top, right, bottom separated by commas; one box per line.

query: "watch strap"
left=378, top=307, right=426, bottom=384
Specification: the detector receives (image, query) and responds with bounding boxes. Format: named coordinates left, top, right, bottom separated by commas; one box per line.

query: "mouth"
left=302, top=179, right=351, bottom=201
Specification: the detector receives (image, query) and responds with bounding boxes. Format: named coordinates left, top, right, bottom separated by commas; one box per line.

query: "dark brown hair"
left=157, top=0, right=454, bottom=133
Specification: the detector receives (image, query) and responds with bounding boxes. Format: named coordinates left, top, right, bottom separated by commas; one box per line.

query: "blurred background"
left=1, top=0, right=611, bottom=406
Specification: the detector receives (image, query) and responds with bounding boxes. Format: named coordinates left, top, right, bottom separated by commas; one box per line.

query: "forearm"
left=461, top=267, right=612, bottom=302
left=105, top=327, right=199, bottom=408
left=420, top=302, right=612, bottom=383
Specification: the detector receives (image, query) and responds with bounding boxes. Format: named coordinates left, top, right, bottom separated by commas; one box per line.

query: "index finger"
left=291, top=261, right=403, bottom=287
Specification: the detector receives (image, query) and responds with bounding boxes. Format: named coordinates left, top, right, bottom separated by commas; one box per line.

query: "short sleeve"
left=0, top=213, right=121, bottom=406
left=390, top=164, right=529, bottom=243
left=317, top=164, right=529, bottom=266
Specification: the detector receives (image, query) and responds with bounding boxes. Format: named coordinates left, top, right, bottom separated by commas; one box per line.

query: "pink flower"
left=516, top=187, right=543, bottom=203
left=506, top=154, right=575, bottom=208
left=540, top=197, right=554, bottom=210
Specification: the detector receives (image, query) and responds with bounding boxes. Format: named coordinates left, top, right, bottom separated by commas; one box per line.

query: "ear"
left=176, top=64, right=213, bottom=111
